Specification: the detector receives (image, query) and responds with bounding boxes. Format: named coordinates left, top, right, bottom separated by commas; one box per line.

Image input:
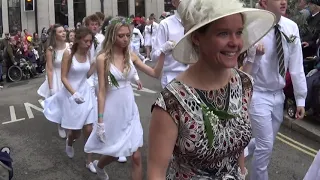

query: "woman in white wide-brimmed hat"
left=147, top=0, right=276, bottom=179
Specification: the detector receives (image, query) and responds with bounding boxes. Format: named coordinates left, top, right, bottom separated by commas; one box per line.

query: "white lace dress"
left=37, top=43, right=69, bottom=98
left=84, top=60, right=143, bottom=157
left=43, top=55, right=97, bottom=129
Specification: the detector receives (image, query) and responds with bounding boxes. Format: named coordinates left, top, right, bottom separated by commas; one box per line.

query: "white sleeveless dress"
left=84, top=60, right=143, bottom=157
left=43, top=55, right=97, bottom=129
left=37, top=43, right=69, bottom=98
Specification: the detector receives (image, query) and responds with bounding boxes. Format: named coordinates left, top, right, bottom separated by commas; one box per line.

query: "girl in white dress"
left=43, top=27, right=97, bottom=173
left=37, top=24, right=68, bottom=139
left=84, top=17, right=145, bottom=180
left=144, top=19, right=152, bottom=62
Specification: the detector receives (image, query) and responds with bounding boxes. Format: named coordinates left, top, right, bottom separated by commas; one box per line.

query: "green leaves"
left=203, top=111, right=214, bottom=148
left=280, top=31, right=298, bottom=43
left=109, top=72, right=119, bottom=88
left=201, top=103, right=237, bottom=147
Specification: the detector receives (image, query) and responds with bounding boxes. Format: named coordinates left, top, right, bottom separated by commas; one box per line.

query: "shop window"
left=135, top=0, right=145, bottom=17
left=73, top=0, right=86, bottom=27
left=118, top=0, right=129, bottom=17
left=8, top=0, right=21, bottom=34
left=164, top=0, right=174, bottom=12
left=54, top=0, right=68, bottom=26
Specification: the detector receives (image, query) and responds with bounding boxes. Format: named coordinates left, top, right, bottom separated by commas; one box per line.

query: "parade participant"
left=243, top=0, right=308, bottom=179
left=84, top=17, right=145, bottom=180
left=43, top=27, right=97, bottom=173
left=130, top=22, right=145, bottom=62
left=147, top=0, right=275, bottom=179
left=37, top=24, right=69, bottom=139
left=85, top=14, right=105, bottom=91
left=151, top=0, right=188, bottom=88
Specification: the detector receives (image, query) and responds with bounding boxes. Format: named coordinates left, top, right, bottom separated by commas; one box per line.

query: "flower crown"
left=109, top=18, right=132, bottom=26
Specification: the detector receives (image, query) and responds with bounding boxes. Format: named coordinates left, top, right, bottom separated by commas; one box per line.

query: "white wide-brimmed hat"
left=172, top=0, right=276, bottom=64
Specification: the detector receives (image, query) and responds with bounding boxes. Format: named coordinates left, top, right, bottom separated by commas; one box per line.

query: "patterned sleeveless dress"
left=152, top=69, right=253, bottom=180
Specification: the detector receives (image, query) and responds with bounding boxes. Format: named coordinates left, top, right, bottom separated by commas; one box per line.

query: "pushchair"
left=284, top=56, right=320, bottom=118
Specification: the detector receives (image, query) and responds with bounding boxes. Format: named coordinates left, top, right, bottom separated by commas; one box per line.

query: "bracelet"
left=98, top=113, right=103, bottom=118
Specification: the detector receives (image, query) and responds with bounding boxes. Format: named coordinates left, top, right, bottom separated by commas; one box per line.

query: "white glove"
left=14, top=62, right=17, bottom=66
left=96, top=122, right=105, bottom=143
left=247, top=44, right=259, bottom=63
left=72, top=92, right=85, bottom=104
left=160, top=41, right=176, bottom=54
left=49, top=89, right=56, bottom=96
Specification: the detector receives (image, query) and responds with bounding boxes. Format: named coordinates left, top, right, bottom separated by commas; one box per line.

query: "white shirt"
left=90, top=33, right=105, bottom=63
left=88, top=33, right=105, bottom=87
left=151, top=11, right=188, bottom=73
left=246, top=16, right=307, bottom=106
left=131, top=28, right=144, bottom=46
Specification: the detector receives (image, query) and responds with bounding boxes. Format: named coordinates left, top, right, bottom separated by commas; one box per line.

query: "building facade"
left=0, top=0, right=175, bottom=36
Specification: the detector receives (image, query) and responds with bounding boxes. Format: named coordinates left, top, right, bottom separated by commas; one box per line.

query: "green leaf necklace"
left=183, top=84, right=238, bottom=147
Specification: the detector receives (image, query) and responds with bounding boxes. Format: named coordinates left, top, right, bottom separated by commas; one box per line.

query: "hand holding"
left=295, top=106, right=305, bottom=119
left=160, top=40, right=176, bottom=54
left=255, top=43, right=265, bottom=55
left=96, top=122, right=106, bottom=143
left=72, top=92, right=85, bottom=104
left=136, top=80, right=143, bottom=90
left=49, top=89, right=56, bottom=96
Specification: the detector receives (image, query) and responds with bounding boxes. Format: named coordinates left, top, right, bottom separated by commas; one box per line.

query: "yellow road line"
left=277, top=133, right=318, bottom=154
left=276, top=136, right=316, bottom=157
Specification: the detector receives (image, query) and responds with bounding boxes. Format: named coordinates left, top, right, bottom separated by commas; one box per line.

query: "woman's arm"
left=147, top=107, right=178, bottom=180
left=61, top=50, right=76, bottom=95
left=45, top=49, right=54, bottom=89
left=87, top=62, right=96, bottom=79
left=96, top=54, right=107, bottom=123
left=131, top=52, right=164, bottom=78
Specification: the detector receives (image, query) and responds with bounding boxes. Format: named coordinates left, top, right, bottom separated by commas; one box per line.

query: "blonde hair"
left=99, top=16, right=131, bottom=85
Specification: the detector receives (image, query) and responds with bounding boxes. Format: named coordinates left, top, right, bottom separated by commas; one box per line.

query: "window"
left=164, top=0, right=174, bottom=12
left=54, top=0, right=68, bottom=26
left=135, top=0, right=145, bottom=17
left=8, top=0, right=21, bottom=35
left=118, top=0, right=128, bottom=17
left=73, top=0, right=86, bottom=27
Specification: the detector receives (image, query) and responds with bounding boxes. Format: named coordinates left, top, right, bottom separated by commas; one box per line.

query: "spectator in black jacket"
left=301, top=0, right=320, bottom=58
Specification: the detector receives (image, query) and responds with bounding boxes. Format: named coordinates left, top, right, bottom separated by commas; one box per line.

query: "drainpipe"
left=35, top=0, right=38, bottom=33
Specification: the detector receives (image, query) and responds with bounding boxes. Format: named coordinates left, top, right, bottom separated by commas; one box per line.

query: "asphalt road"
left=0, top=66, right=319, bottom=180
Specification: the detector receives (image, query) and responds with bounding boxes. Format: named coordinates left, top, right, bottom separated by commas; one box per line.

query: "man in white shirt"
left=85, top=14, right=105, bottom=91
left=130, top=23, right=145, bottom=61
left=244, top=1, right=308, bottom=180
left=151, top=0, right=188, bottom=88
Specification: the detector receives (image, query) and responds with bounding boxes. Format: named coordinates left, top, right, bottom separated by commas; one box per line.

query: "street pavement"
left=0, top=66, right=319, bottom=180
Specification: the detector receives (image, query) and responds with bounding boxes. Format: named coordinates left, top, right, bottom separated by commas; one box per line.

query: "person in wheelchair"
left=3, top=37, right=17, bottom=82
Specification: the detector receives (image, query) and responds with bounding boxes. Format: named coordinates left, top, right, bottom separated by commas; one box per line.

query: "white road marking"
left=2, top=85, right=157, bottom=125
left=24, top=102, right=43, bottom=119
left=2, top=106, right=25, bottom=124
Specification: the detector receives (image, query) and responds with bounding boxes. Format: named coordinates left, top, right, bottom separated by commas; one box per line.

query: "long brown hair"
left=47, top=24, right=63, bottom=50
left=99, top=16, right=132, bottom=85
left=67, top=27, right=93, bottom=65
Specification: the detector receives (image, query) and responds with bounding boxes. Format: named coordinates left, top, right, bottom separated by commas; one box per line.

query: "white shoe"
left=58, top=125, right=66, bottom=138
left=93, top=160, right=109, bottom=180
left=86, top=162, right=97, bottom=173
left=65, top=139, right=74, bottom=158
left=118, top=156, right=127, bottom=163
